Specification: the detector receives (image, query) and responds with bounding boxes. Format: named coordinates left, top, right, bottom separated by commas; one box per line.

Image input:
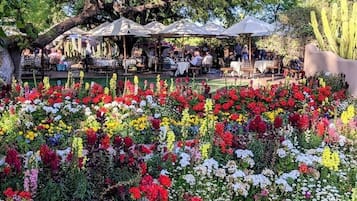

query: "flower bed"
left=0, top=73, right=356, bottom=201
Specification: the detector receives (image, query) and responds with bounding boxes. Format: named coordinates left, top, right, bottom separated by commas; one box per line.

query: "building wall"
left=304, top=44, right=357, bottom=97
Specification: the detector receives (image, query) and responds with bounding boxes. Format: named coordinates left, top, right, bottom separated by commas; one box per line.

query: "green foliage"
left=310, top=0, right=357, bottom=60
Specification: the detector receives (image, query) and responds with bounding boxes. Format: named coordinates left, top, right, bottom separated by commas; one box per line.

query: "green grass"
left=21, top=76, right=248, bottom=94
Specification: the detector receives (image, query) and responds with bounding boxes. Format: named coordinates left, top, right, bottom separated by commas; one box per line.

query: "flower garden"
left=0, top=73, right=356, bottom=201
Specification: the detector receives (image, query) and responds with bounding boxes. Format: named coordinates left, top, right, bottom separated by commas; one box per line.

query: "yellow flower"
left=204, top=99, right=213, bottom=113
left=200, top=143, right=211, bottom=159
left=79, top=71, right=84, bottom=79
left=321, top=146, right=340, bottom=171
left=72, top=137, right=83, bottom=158
left=104, top=87, right=109, bottom=95
left=166, top=130, right=175, bottom=151
left=25, top=131, right=36, bottom=141
left=134, top=75, right=139, bottom=85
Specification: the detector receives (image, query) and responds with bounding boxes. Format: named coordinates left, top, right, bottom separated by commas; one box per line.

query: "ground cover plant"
left=0, top=72, right=356, bottom=201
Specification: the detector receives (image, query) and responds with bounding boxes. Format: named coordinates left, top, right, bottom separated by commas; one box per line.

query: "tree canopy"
left=0, top=0, right=301, bottom=49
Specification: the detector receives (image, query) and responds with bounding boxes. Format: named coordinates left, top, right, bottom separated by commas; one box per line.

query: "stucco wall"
left=304, top=44, right=357, bottom=97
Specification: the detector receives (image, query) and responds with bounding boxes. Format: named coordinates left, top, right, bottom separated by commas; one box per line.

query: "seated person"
left=163, top=57, right=177, bottom=69
left=190, top=51, right=202, bottom=67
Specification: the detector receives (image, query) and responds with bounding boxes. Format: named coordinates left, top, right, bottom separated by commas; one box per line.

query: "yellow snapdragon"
left=166, top=130, right=175, bottom=151
left=321, top=146, right=340, bottom=171
left=341, top=104, right=355, bottom=125
left=200, top=143, right=211, bottom=159
left=204, top=99, right=213, bottom=113
left=72, top=137, right=83, bottom=158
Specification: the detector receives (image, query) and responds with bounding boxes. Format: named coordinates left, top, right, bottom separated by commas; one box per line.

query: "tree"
left=0, top=0, right=301, bottom=79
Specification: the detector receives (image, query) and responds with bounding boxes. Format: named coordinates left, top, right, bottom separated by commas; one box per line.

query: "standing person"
left=84, top=40, right=92, bottom=72
left=242, top=45, right=249, bottom=62
left=234, top=43, right=242, bottom=61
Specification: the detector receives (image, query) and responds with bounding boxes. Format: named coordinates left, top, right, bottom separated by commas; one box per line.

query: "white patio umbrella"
left=159, top=19, right=209, bottom=37
left=144, top=21, right=166, bottom=34
left=89, top=17, right=152, bottom=73
left=222, top=16, right=274, bottom=64
left=201, top=22, right=226, bottom=36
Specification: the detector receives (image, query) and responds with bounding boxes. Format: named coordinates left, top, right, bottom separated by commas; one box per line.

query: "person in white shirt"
left=202, top=51, right=213, bottom=73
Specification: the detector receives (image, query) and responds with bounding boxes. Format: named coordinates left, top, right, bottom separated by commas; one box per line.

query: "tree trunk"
left=8, top=46, right=22, bottom=81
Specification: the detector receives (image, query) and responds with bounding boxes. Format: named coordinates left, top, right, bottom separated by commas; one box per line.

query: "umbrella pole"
left=249, top=35, right=252, bottom=67
left=123, top=36, right=127, bottom=74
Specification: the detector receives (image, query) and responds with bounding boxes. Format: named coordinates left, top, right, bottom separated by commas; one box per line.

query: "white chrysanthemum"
left=232, top=182, right=249, bottom=197
left=202, top=158, right=219, bottom=171
left=262, top=168, right=275, bottom=177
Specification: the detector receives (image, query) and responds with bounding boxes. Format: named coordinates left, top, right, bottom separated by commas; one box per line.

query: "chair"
left=188, top=57, right=202, bottom=76
left=240, top=61, right=255, bottom=78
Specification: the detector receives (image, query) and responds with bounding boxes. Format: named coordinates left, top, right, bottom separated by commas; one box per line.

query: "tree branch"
left=32, top=0, right=178, bottom=48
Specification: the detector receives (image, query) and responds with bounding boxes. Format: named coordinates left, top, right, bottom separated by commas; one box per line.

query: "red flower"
left=151, top=118, right=161, bottom=130
left=5, top=148, right=22, bottom=173
left=316, top=121, right=326, bottom=137
left=3, top=165, right=11, bottom=175
left=299, top=163, right=309, bottom=174
left=18, top=191, right=32, bottom=199
left=158, top=174, right=171, bottom=188
left=124, top=137, right=133, bottom=147
left=129, top=187, right=142, bottom=199
left=139, top=162, right=147, bottom=175
left=190, top=197, right=203, bottom=201
left=298, top=114, right=310, bottom=130
left=114, top=136, right=123, bottom=146
left=3, top=187, right=16, bottom=198
left=101, top=135, right=110, bottom=150
left=141, top=175, right=154, bottom=186
left=273, top=116, right=283, bottom=128
left=86, top=128, right=97, bottom=145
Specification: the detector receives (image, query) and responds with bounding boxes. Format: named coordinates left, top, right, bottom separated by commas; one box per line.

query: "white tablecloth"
left=123, top=59, right=137, bottom=69
left=93, top=59, right=117, bottom=68
left=230, top=61, right=242, bottom=76
left=175, top=62, right=189, bottom=76
left=254, top=60, right=275, bottom=73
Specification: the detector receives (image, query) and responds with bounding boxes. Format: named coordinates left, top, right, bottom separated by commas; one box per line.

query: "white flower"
left=54, top=115, right=62, bottom=121
left=231, top=170, right=246, bottom=178
left=202, top=158, right=219, bottom=172
left=139, top=100, right=146, bottom=107
left=154, top=113, right=161, bottom=118
left=295, top=153, right=320, bottom=166
left=179, top=152, right=191, bottom=167
left=225, top=160, right=237, bottom=173
left=262, top=168, right=275, bottom=177
left=215, top=168, right=226, bottom=178
left=160, top=169, right=169, bottom=176
left=245, top=174, right=271, bottom=188
left=183, top=174, right=196, bottom=185
left=235, top=149, right=254, bottom=159
left=277, top=148, right=287, bottom=158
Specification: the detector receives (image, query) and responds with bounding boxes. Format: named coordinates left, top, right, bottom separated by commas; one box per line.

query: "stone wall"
left=304, top=44, right=357, bottom=97
left=0, top=47, right=14, bottom=84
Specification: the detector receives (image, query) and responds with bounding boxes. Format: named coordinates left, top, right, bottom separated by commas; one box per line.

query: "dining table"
left=175, top=61, right=190, bottom=76
left=254, top=60, right=275, bottom=73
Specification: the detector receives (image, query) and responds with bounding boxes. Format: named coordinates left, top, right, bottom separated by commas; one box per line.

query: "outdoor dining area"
left=19, top=16, right=284, bottom=79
